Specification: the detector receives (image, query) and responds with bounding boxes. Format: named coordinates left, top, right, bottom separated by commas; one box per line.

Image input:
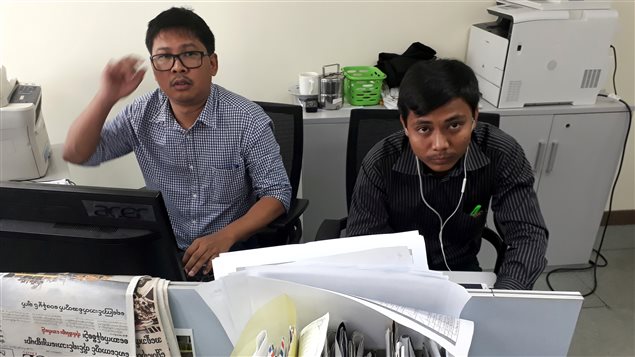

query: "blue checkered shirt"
left=83, top=84, right=291, bottom=249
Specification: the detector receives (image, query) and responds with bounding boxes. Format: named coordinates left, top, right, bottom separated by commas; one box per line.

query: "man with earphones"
left=346, top=59, right=548, bottom=290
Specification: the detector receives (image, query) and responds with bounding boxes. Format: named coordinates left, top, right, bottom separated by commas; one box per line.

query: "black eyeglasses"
left=150, top=51, right=211, bottom=71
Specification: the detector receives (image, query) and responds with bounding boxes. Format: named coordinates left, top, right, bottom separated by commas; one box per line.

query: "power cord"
left=610, top=45, right=618, bottom=95
left=546, top=93, right=632, bottom=297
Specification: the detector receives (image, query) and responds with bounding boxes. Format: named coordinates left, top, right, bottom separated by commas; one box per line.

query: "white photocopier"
left=466, top=0, right=618, bottom=108
left=0, top=66, right=51, bottom=181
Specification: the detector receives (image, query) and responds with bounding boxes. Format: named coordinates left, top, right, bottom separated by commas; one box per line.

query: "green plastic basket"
left=343, top=66, right=386, bottom=106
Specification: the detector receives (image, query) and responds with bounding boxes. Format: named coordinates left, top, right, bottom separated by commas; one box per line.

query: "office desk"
left=168, top=280, right=582, bottom=356
left=301, top=98, right=630, bottom=268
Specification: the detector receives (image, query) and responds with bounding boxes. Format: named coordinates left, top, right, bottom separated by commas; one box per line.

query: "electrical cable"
left=610, top=45, right=618, bottom=95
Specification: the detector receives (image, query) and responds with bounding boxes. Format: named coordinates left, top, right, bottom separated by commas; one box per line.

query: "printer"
left=466, top=0, right=618, bottom=108
left=0, top=65, right=51, bottom=181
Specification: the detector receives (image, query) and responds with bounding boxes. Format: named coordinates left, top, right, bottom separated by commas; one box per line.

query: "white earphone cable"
left=416, top=146, right=469, bottom=271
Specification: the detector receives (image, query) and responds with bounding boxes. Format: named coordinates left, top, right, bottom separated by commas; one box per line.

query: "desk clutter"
left=0, top=231, right=475, bottom=357
left=291, top=64, right=386, bottom=112
left=200, top=231, right=474, bottom=356
left=0, top=230, right=585, bottom=356
left=230, top=294, right=453, bottom=357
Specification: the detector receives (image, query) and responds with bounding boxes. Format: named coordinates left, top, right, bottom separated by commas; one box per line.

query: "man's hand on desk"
left=182, top=231, right=237, bottom=277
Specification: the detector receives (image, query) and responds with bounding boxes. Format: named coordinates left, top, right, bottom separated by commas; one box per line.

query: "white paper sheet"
left=350, top=297, right=473, bottom=356
left=212, top=231, right=428, bottom=279
left=242, top=264, right=469, bottom=318
left=284, top=246, right=414, bottom=268
left=191, top=280, right=238, bottom=343
left=298, top=312, right=329, bottom=357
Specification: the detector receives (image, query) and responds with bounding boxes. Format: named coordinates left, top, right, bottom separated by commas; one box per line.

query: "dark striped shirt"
left=346, top=122, right=548, bottom=290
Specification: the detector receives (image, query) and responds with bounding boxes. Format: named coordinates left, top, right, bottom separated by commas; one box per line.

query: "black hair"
left=397, top=59, right=480, bottom=124
left=145, top=7, right=215, bottom=54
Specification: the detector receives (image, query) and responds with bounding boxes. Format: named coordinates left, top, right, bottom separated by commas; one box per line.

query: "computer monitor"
left=0, top=181, right=186, bottom=281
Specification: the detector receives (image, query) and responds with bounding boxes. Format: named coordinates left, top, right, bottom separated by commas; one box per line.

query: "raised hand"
left=99, top=56, right=146, bottom=103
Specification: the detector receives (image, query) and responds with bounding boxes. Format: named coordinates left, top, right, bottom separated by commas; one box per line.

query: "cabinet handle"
left=533, top=141, right=546, bottom=173
left=545, top=142, right=559, bottom=173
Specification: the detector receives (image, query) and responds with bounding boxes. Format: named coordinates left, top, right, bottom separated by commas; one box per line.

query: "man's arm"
left=492, top=143, right=548, bottom=290
left=182, top=197, right=285, bottom=277
left=63, top=56, right=145, bottom=164
left=183, top=110, right=291, bottom=277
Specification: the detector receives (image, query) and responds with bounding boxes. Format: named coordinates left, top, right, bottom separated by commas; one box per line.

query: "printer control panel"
left=9, top=84, right=41, bottom=105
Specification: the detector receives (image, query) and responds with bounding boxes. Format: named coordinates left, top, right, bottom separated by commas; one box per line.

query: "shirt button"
left=192, top=219, right=197, bottom=224
left=192, top=193, right=197, bottom=198
left=189, top=165, right=194, bottom=170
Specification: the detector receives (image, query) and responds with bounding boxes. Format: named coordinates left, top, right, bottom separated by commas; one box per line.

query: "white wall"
left=605, top=0, right=635, bottom=212
left=1, top=1, right=633, bottom=210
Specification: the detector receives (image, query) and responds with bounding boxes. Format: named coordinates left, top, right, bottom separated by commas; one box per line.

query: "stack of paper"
left=212, top=230, right=429, bottom=279
left=198, top=231, right=475, bottom=357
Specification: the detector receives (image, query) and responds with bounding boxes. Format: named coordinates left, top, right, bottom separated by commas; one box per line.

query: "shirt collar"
left=392, top=132, right=490, bottom=176
left=153, top=83, right=218, bottom=129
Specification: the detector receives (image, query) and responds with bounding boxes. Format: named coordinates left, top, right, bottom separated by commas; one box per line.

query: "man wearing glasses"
left=63, top=7, right=291, bottom=280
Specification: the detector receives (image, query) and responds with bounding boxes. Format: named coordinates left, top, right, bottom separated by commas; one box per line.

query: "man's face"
left=401, top=98, right=476, bottom=173
left=151, top=29, right=218, bottom=106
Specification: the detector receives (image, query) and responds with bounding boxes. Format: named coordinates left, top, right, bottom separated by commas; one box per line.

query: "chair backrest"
left=346, top=109, right=402, bottom=209
left=478, top=112, right=500, bottom=127
left=346, top=109, right=500, bottom=209
left=254, top=101, right=303, bottom=200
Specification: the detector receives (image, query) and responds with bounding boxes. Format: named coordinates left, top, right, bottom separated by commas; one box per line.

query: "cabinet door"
left=537, top=112, right=628, bottom=266
left=303, top=121, right=350, bottom=241
left=479, top=114, right=553, bottom=269
left=498, top=114, right=553, bottom=191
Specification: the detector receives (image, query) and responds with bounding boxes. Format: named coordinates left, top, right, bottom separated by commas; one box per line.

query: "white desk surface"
left=443, top=271, right=497, bottom=287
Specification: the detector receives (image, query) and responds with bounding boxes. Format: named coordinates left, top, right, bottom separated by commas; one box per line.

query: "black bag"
left=376, top=42, right=437, bottom=88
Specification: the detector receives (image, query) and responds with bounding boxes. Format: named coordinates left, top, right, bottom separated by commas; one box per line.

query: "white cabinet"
left=486, top=102, right=629, bottom=267
left=509, top=112, right=627, bottom=266
left=302, top=99, right=630, bottom=268
left=497, top=115, right=552, bottom=191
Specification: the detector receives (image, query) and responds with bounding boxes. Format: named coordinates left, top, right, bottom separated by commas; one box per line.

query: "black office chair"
left=254, top=101, right=309, bottom=246
left=315, top=108, right=507, bottom=273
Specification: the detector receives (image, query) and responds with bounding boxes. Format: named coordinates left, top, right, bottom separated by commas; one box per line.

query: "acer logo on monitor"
left=82, top=201, right=156, bottom=221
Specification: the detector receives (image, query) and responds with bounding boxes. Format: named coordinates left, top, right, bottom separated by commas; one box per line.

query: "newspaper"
left=133, top=277, right=175, bottom=357
left=0, top=273, right=140, bottom=357
left=0, top=273, right=181, bottom=357
left=157, top=278, right=181, bottom=356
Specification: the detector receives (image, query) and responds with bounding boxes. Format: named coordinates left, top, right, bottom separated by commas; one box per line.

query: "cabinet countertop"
left=301, top=96, right=630, bottom=123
